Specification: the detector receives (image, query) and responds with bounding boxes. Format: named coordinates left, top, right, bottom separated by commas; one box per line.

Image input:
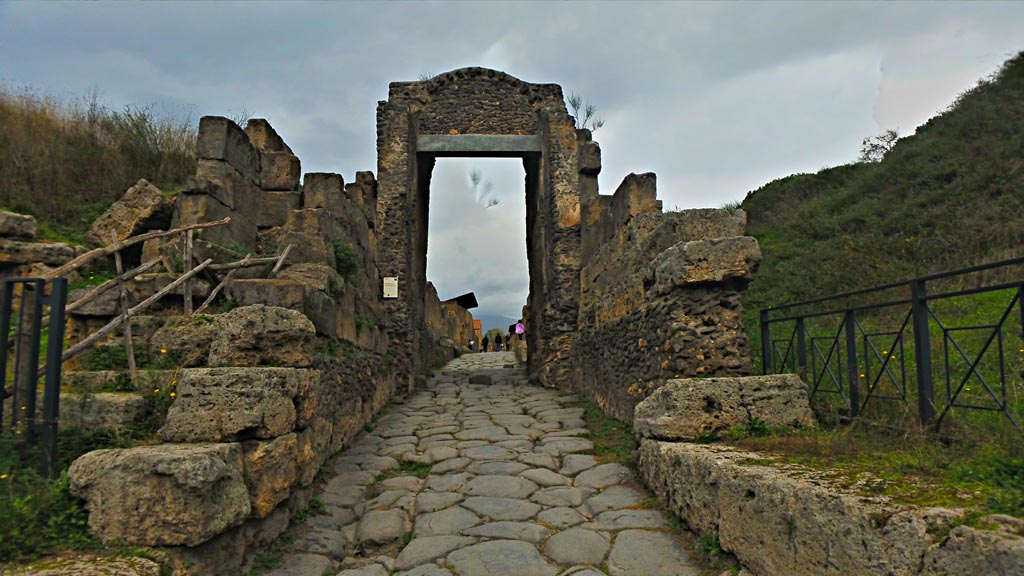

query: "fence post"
left=911, top=279, right=935, bottom=426
left=845, top=310, right=860, bottom=418
left=796, top=317, right=807, bottom=380
left=760, top=309, right=772, bottom=375
left=0, top=280, right=14, bottom=431
left=39, top=278, right=67, bottom=478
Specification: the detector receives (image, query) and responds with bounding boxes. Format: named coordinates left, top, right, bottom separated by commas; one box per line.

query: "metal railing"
left=760, top=257, right=1024, bottom=435
left=1, top=277, right=68, bottom=476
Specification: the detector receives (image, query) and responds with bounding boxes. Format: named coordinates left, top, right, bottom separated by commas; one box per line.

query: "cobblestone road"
left=268, top=352, right=699, bottom=576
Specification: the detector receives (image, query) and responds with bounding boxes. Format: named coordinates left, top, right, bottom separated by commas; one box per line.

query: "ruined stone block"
left=296, top=415, right=333, bottom=487
left=0, top=210, right=36, bottom=239
left=648, top=236, right=760, bottom=296
left=174, top=192, right=258, bottom=251
left=68, top=443, right=251, bottom=546
left=633, top=375, right=816, bottom=441
left=197, top=116, right=260, bottom=185
left=579, top=140, right=602, bottom=175
left=0, top=238, right=83, bottom=266
left=260, top=151, right=301, bottom=191
left=303, top=172, right=344, bottom=210
left=208, top=304, right=316, bottom=368
left=244, top=118, right=294, bottom=154
left=242, top=433, right=298, bottom=518
left=60, top=392, right=148, bottom=431
left=87, top=179, right=174, bottom=246
left=258, top=191, right=301, bottom=228
left=159, top=367, right=318, bottom=442
left=225, top=278, right=340, bottom=339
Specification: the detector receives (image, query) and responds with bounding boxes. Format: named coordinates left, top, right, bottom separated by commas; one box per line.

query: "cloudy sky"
left=1, top=2, right=1022, bottom=319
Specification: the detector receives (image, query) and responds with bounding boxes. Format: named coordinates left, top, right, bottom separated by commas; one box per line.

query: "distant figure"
left=515, top=320, right=525, bottom=336
left=504, top=333, right=511, bottom=351
left=482, top=335, right=489, bottom=352
left=468, top=339, right=475, bottom=351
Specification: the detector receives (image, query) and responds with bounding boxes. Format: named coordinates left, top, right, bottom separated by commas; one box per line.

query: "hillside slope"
left=741, top=51, right=1024, bottom=316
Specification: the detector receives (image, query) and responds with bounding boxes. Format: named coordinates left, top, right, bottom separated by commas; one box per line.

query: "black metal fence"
left=1, top=277, right=68, bottom=476
left=760, top=257, right=1023, bottom=435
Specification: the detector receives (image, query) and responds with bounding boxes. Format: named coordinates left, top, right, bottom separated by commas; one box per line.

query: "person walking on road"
left=482, top=334, right=489, bottom=353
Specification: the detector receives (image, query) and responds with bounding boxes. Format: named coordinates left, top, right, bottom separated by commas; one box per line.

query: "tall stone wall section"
left=574, top=138, right=761, bottom=421
left=67, top=117, right=460, bottom=574
left=376, top=68, right=582, bottom=388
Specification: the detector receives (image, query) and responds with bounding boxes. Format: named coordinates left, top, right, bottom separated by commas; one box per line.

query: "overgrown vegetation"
left=332, top=240, right=358, bottom=280
left=0, top=84, right=196, bottom=243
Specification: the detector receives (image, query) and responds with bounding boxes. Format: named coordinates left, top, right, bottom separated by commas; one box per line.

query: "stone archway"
left=375, top=68, right=582, bottom=387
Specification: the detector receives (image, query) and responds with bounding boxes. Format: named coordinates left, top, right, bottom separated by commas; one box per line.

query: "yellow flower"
left=19, top=406, right=26, bottom=411
left=153, top=388, right=160, bottom=394
left=859, top=374, right=865, bottom=378
left=882, top=350, right=889, bottom=355
left=0, top=474, right=8, bottom=480
left=160, top=349, right=167, bottom=354
left=169, top=392, right=176, bottom=398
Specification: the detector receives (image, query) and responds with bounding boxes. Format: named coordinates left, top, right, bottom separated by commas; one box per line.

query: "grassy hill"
left=741, top=51, right=1024, bottom=319
left=0, top=86, right=196, bottom=244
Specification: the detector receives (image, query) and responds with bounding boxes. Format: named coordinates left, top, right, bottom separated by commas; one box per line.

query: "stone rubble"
left=267, top=352, right=699, bottom=576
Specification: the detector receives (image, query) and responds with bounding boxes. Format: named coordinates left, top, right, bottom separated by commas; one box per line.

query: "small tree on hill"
left=858, top=128, right=900, bottom=163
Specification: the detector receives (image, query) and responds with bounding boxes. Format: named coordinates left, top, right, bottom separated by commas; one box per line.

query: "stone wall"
left=66, top=118, right=409, bottom=574
left=424, top=281, right=475, bottom=364
left=638, top=440, right=1024, bottom=576
left=574, top=163, right=761, bottom=421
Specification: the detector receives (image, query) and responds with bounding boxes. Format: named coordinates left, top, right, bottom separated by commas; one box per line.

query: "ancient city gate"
left=375, top=68, right=582, bottom=387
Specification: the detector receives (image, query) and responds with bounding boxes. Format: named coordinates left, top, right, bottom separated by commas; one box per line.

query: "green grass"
left=377, top=460, right=431, bottom=481
left=578, top=400, right=638, bottom=467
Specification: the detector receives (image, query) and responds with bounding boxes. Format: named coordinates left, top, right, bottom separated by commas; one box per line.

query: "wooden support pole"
left=110, top=231, right=138, bottom=389
left=183, top=230, right=193, bottom=316
left=269, top=244, right=292, bottom=277
left=193, top=255, right=250, bottom=317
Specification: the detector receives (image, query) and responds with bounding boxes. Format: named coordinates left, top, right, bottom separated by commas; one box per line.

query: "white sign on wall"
left=383, top=277, right=399, bottom=299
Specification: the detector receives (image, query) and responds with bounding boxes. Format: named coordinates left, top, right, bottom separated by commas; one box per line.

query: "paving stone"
left=537, top=507, right=586, bottom=529
left=495, top=439, right=536, bottom=452
left=466, top=460, right=529, bottom=476
left=417, top=425, right=460, bottom=437
left=323, top=483, right=367, bottom=508
left=333, top=470, right=378, bottom=486
left=363, top=490, right=415, bottom=513
left=415, top=491, right=464, bottom=513
left=585, top=509, right=668, bottom=531
left=381, top=443, right=417, bottom=458
left=559, top=455, right=598, bottom=477
left=454, top=425, right=508, bottom=441
left=413, top=506, right=481, bottom=536
left=519, top=452, right=560, bottom=470
left=521, top=468, right=571, bottom=487
left=376, top=476, right=424, bottom=493
left=462, top=475, right=539, bottom=498
left=430, top=457, right=471, bottom=474
left=394, top=535, right=477, bottom=571
left=355, top=508, right=411, bottom=546
left=543, top=527, right=610, bottom=565
left=462, top=496, right=542, bottom=521
left=531, top=486, right=596, bottom=508
left=461, top=445, right=515, bottom=460
left=336, top=564, right=388, bottom=576
left=574, top=463, right=632, bottom=490
left=263, top=553, right=335, bottom=576
left=581, top=485, right=649, bottom=515
left=607, top=530, right=699, bottom=576
left=555, top=568, right=604, bottom=576
left=423, top=472, right=472, bottom=492
left=544, top=428, right=589, bottom=438
left=462, top=521, right=551, bottom=544
left=536, top=437, right=594, bottom=456
left=446, top=540, right=559, bottom=576
left=382, top=435, right=420, bottom=447
left=396, top=566, right=454, bottom=576
left=292, top=527, right=348, bottom=560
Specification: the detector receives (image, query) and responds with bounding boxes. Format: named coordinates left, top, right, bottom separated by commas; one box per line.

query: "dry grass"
left=0, top=84, right=196, bottom=243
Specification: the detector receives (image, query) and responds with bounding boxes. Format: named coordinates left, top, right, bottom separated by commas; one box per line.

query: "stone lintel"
left=417, top=134, right=542, bottom=154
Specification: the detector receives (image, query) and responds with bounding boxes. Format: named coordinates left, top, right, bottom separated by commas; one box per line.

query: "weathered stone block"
left=245, top=118, right=293, bottom=153
left=243, top=433, right=298, bottom=518
left=0, top=238, right=83, bottom=266
left=296, top=415, right=333, bottom=487
left=68, top=285, right=130, bottom=317
left=60, top=392, right=147, bottom=431
left=921, top=517, right=1024, bottom=575
left=303, top=173, right=344, bottom=210
left=224, top=280, right=341, bottom=340
left=150, top=315, right=221, bottom=367
left=68, top=443, right=250, bottom=546
left=0, top=210, right=36, bottom=239
left=633, top=375, right=816, bottom=440
left=159, top=366, right=318, bottom=442
left=579, top=140, right=601, bottom=175
left=649, top=236, right=761, bottom=296
left=174, top=192, right=258, bottom=251
left=208, top=304, right=316, bottom=368
left=197, top=116, right=260, bottom=185
left=87, top=179, right=174, bottom=246
left=260, top=151, right=301, bottom=191
left=258, top=191, right=301, bottom=228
